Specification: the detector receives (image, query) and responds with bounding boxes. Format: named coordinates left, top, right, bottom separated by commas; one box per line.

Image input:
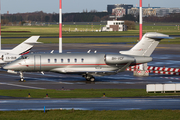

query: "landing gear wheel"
left=19, top=72, right=25, bottom=82
left=90, top=77, right=95, bottom=82
left=83, top=74, right=95, bottom=82
left=20, top=78, right=25, bottom=82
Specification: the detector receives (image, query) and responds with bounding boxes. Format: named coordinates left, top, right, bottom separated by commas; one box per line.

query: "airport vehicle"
left=0, top=36, right=40, bottom=65
left=3, top=32, right=172, bottom=82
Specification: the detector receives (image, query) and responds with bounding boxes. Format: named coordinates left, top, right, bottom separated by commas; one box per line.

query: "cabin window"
left=68, top=59, right=70, bottom=63
left=74, top=59, right=77, bottom=63
left=61, top=59, right=63, bottom=63
left=48, top=59, right=50, bottom=63
left=81, top=58, right=84, bottom=63
left=54, top=59, right=57, bottom=63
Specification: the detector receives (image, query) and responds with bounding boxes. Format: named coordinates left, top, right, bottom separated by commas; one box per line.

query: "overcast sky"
left=1, top=0, right=180, bottom=14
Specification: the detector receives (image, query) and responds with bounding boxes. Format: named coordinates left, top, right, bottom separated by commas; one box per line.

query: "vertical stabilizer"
left=11, top=36, right=40, bottom=55
left=120, top=32, right=172, bottom=56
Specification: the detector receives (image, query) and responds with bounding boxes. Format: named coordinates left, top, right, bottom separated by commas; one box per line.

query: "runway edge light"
left=103, top=93, right=106, bottom=97
left=46, top=93, right=49, bottom=98
left=28, top=93, right=31, bottom=98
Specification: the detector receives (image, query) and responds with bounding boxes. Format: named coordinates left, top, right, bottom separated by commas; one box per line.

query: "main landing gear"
left=83, top=74, right=95, bottom=82
left=19, top=72, right=25, bottom=82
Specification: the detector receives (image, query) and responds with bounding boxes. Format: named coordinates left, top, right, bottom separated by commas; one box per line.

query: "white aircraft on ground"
left=0, top=36, right=40, bottom=65
left=3, top=32, right=172, bottom=82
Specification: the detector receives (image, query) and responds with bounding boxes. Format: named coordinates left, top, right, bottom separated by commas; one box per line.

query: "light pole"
left=59, top=0, right=62, bottom=53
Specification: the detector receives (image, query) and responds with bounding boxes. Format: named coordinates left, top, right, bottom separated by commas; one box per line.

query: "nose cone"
left=3, top=63, right=14, bottom=70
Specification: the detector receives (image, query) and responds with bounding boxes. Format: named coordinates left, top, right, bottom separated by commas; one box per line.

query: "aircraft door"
left=34, top=55, right=41, bottom=71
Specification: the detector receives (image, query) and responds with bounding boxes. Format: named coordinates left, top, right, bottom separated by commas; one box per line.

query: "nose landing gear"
left=19, top=72, right=25, bottom=82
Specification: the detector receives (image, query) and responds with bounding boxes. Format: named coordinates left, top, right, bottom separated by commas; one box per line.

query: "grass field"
left=0, top=89, right=180, bottom=119
left=1, top=24, right=180, bottom=37
left=2, top=37, right=180, bottom=44
left=1, top=110, right=180, bottom=120
left=1, top=24, right=180, bottom=44
left=0, top=89, right=179, bottom=98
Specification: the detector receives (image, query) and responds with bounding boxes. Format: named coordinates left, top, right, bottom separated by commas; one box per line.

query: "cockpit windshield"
left=17, top=56, right=29, bottom=60
left=22, top=56, right=29, bottom=59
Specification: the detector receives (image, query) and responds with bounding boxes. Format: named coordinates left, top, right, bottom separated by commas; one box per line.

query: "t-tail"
left=11, top=36, right=40, bottom=55
left=120, top=32, right=173, bottom=56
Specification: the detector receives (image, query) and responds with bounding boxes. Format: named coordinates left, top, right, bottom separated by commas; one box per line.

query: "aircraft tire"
left=90, top=77, right=95, bottom=82
left=84, top=75, right=95, bottom=82
left=20, top=78, right=24, bottom=82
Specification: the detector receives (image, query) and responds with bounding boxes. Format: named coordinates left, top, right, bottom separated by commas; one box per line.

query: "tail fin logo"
left=132, top=49, right=146, bottom=51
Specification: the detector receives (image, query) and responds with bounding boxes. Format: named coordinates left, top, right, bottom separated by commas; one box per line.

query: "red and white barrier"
left=128, top=66, right=180, bottom=73
left=152, top=71, right=180, bottom=75
left=148, top=66, right=180, bottom=72
left=126, top=66, right=180, bottom=76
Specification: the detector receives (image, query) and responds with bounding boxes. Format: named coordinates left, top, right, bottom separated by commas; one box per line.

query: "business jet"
left=0, top=36, right=40, bottom=65
left=3, top=32, right=172, bottom=82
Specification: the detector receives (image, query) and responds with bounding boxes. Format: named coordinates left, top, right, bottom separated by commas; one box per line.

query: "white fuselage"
left=0, top=50, right=21, bottom=64
left=3, top=53, right=152, bottom=76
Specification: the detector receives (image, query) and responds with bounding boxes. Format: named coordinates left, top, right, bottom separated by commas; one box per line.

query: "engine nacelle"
left=105, top=54, right=134, bottom=64
left=2, top=54, right=20, bottom=62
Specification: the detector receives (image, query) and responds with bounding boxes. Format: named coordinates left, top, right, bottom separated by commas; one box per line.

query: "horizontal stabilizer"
left=147, top=36, right=174, bottom=40
left=24, top=42, right=42, bottom=45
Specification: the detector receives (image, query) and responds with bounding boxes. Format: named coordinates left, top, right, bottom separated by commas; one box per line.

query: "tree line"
left=143, top=13, right=180, bottom=22
left=1, top=11, right=180, bottom=25
left=1, top=11, right=111, bottom=25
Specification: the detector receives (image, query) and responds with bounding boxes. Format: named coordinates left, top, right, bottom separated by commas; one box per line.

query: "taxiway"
left=1, top=98, right=180, bottom=111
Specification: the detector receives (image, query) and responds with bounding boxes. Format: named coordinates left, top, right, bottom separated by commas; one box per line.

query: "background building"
left=101, top=20, right=127, bottom=31
left=107, top=4, right=133, bottom=18
left=108, top=4, right=180, bottom=18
